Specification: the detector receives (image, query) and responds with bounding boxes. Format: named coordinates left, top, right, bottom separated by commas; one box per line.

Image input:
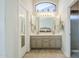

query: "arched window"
left=35, top=2, right=56, bottom=12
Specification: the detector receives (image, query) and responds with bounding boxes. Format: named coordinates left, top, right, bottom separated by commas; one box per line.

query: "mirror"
left=20, top=16, right=25, bottom=34
left=31, top=15, right=56, bottom=34
left=38, top=16, right=55, bottom=32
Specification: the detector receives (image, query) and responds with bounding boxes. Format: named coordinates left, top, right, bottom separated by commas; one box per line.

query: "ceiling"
left=71, top=1, right=79, bottom=11
left=71, top=1, right=79, bottom=14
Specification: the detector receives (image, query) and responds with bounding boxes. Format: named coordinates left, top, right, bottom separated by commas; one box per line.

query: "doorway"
left=70, top=0, right=79, bottom=57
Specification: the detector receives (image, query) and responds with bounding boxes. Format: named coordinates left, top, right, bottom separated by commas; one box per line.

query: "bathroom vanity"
left=30, top=13, right=63, bottom=49
left=30, top=33, right=62, bottom=49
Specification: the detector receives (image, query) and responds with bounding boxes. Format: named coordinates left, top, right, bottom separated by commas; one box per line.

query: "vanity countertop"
left=30, top=32, right=62, bottom=36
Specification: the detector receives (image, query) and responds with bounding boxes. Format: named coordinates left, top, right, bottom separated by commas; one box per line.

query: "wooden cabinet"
left=31, top=38, right=37, bottom=48
left=30, top=35, right=62, bottom=49
left=36, top=38, right=42, bottom=48
left=42, top=39, right=50, bottom=48
left=50, top=39, right=56, bottom=48
left=55, top=36, right=61, bottom=48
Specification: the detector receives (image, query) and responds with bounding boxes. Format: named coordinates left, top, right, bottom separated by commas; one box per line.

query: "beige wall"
left=33, top=0, right=58, bottom=5
left=58, top=0, right=78, bottom=57
left=20, top=0, right=33, bottom=13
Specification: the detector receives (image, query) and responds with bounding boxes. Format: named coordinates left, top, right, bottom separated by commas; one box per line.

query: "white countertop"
left=30, top=32, right=62, bottom=36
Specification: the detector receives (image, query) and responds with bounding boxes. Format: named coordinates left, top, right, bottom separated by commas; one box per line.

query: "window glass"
left=35, top=3, right=56, bottom=12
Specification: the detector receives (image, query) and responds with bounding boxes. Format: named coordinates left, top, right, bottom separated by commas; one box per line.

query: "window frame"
left=35, top=2, right=56, bottom=12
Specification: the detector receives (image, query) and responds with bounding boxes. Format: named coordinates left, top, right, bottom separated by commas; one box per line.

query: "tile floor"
left=23, top=49, right=65, bottom=58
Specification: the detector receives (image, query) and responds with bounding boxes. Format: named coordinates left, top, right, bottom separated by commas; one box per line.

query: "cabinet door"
left=31, top=38, right=37, bottom=48
left=55, top=37, right=61, bottom=48
left=50, top=38, right=56, bottom=48
left=36, top=38, right=42, bottom=48
left=42, top=39, right=49, bottom=48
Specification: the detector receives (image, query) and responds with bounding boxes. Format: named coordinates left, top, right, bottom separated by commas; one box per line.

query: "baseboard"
left=72, top=50, right=79, bottom=52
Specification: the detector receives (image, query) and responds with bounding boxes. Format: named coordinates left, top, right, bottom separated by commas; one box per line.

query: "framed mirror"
left=38, top=16, right=55, bottom=32
left=31, top=15, right=56, bottom=34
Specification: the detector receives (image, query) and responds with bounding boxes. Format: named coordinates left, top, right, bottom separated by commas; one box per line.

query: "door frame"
left=67, top=0, right=78, bottom=57
left=18, top=4, right=27, bottom=57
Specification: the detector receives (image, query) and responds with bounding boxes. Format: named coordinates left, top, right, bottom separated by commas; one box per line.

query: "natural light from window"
left=35, top=2, right=56, bottom=12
